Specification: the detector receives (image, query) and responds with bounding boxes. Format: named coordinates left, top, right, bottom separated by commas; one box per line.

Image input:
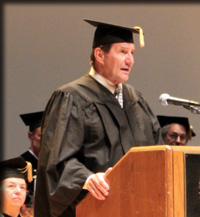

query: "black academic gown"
left=34, top=74, right=162, bottom=217
left=21, top=150, right=37, bottom=206
left=21, top=150, right=38, bottom=171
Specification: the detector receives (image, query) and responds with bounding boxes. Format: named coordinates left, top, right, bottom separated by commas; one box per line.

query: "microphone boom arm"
left=183, top=105, right=200, bottom=114
left=167, top=99, right=200, bottom=107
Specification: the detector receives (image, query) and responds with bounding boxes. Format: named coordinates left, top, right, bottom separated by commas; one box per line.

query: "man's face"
left=164, top=124, right=187, bottom=146
left=101, top=42, right=135, bottom=85
left=0, top=178, right=26, bottom=211
left=28, top=127, right=41, bottom=156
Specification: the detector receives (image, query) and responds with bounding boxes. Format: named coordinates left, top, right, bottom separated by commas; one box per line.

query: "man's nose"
left=125, top=54, right=134, bottom=65
left=15, top=185, right=21, bottom=194
left=175, top=136, right=181, bottom=144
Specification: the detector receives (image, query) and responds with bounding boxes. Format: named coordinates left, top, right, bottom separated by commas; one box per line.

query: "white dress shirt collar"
left=89, top=67, right=122, bottom=94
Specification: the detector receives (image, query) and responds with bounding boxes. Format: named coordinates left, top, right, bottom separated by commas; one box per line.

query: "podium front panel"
left=76, top=145, right=200, bottom=217
left=185, top=153, right=200, bottom=217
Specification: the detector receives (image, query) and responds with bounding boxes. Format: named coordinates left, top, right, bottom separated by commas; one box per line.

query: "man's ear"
left=28, top=131, right=33, bottom=141
left=94, top=47, right=104, bottom=64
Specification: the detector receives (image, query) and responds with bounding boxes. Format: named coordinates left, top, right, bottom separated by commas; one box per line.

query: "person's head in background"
left=20, top=111, right=43, bottom=157
left=0, top=157, right=32, bottom=217
left=157, top=115, right=196, bottom=146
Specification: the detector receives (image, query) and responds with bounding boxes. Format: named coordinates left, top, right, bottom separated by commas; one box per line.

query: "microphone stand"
left=183, top=105, right=200, bottom=114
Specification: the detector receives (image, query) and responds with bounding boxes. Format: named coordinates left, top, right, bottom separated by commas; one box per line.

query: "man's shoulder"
left=54, top=74, right=91, bottom=93
left=21, top=150, right=30, bottom=157
left=21, top=150, right=36, bottom=160
left=49, top=74, right=100, bottom=105
left=20, top=150, right=38, bottom=169
left=47, top=75, right=85, bottom=100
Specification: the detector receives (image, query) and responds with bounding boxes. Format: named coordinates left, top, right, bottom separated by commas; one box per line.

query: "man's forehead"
left=3, top=177, right=26, bottom=184
left=169, top=123, right=187, bottom=134
left=111, top=42, right=135, bottom=49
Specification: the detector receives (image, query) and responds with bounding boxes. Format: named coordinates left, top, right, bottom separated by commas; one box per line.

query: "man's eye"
left=180, top=135, right=186, bottom=140
left=20, top=186, right=26, bottom=190
left=169, top=133, right=186, bottom=140
left=169, top=134, right=177, bottom=139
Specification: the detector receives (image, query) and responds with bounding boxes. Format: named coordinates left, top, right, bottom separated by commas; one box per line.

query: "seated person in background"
left=20, top=111, right=43, bottom=206
left=0, top=157, right=32, bottom=217
left=157, top=115, right=196, bottom=146
left=20, top=111, right=43, bottom=169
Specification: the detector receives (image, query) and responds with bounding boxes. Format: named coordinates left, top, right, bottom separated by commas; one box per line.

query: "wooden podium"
left=76, top=145, right=200, bottom=217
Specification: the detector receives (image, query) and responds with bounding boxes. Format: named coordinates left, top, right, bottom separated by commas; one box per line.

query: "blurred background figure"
left=157, top=115, right=196, bottom=146
left=19, top=111, right=43, bottom=208
left=0, top=157, right=32, bottom=217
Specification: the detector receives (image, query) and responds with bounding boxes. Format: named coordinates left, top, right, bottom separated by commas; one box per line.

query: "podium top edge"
left=129, top=145, right=200, bottom=153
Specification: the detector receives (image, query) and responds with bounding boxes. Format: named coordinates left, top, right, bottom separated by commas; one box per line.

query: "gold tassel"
left=188, top=125, right=193, bottom=140
left=26, top=161, right=33, bottom=183
left=134, top=26, right=145, bottom=48
left=18, top=161, right=33, bottom=183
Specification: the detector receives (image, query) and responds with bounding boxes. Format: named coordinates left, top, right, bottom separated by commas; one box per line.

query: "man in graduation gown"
left=20, top=111, right=43, bottom=206
left=34, top=19, right=162, bottom=217
left=157, top=115, right=196, bottom=146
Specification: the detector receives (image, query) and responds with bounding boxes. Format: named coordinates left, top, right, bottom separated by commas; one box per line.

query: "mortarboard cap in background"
left=0, top=157, right=32, bottom=183
left=20, top=111, right=43, bottom=132
left=157, top=115, right=196, bottom=140
left=84, top=19, right=145, bottom=48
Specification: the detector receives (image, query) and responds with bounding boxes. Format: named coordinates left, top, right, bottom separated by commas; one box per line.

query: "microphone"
left=159, top=93, right=200, bottom=107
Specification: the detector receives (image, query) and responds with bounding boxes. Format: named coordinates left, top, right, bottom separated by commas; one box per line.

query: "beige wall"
left=3, top=3, right=200, bottom=159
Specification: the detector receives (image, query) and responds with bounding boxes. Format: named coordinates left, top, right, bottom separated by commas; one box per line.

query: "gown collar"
left=89, top=67, right=122, bottom=95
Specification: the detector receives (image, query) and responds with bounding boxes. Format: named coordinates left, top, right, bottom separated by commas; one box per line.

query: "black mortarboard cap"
left=0, top=157, right=32, bottom=182
left=84, top=19, right=145, bottom=48
left=20, top=111, right=43, bottom=132
left=157, top=115, right=196, bottom=139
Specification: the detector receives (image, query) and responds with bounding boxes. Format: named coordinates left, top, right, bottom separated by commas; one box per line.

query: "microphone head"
left=159, top=93, right=170, bottom=106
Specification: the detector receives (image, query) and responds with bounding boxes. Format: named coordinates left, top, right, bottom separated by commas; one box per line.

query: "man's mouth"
left=13, top=197, right=22, bottom=201
left=121, top=68, right=130, bottom=73
left=121, top=68, right=129, bottom=71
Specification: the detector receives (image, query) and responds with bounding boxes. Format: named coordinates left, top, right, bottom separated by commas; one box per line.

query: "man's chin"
left=122, top=75, right=129, bottom=83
